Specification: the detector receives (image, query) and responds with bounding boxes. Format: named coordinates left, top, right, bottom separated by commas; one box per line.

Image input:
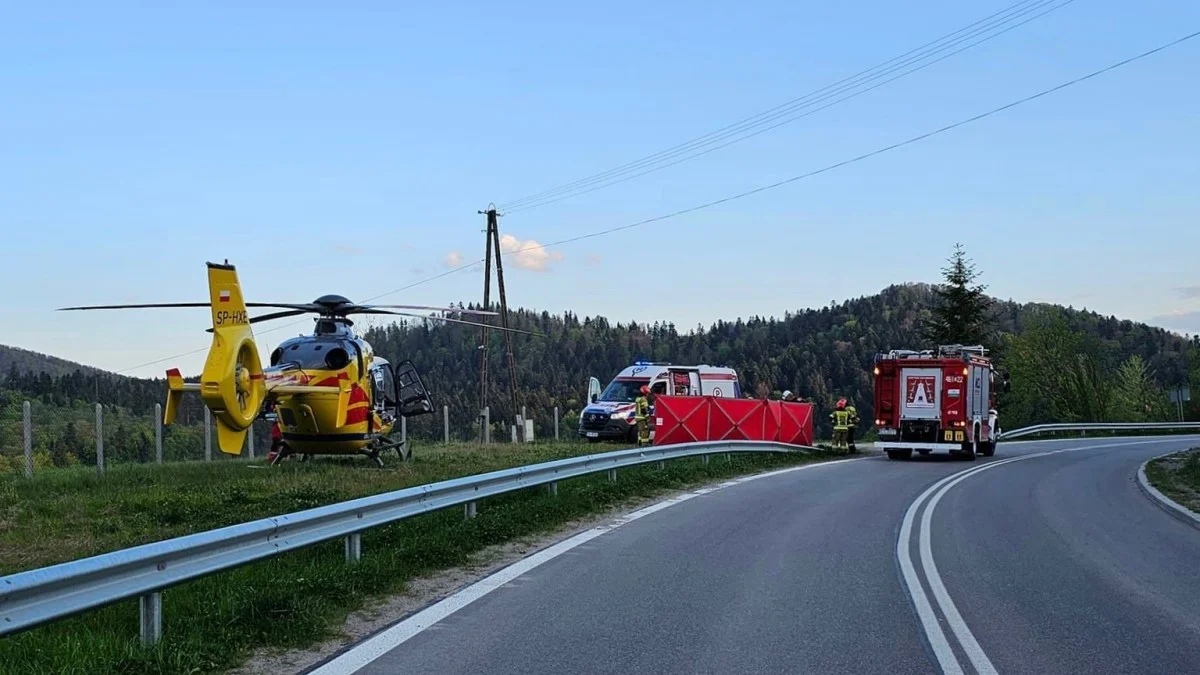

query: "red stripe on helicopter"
left=344, top=406, right=369, bottom=425
left=311, top=377, right=369, bottom=404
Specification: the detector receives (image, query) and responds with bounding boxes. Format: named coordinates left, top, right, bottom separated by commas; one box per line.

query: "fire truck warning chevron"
left=872, top=345, right=1009, bottom=461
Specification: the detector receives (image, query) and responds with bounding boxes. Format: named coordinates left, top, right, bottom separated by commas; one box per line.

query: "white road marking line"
left=900, top=437, right=1197, bottom=674
left=311, top=455, right=867, bottom=674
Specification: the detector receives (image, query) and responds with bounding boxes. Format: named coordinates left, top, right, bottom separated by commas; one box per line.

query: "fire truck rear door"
left=900, top=368, right=942, bottom=420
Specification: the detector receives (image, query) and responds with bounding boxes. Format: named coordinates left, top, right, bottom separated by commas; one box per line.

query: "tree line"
left=1, top=244, right=1196, bottom=467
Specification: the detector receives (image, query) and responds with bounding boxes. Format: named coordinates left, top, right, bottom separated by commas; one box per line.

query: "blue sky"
left=2, top=1, right=1198, bottom=378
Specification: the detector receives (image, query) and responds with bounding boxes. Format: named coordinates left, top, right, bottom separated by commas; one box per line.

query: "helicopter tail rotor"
left=198, top=262, right=266, bottom=455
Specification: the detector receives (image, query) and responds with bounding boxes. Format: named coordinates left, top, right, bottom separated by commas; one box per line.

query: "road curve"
left=310, top=436, right=1200, bottom=675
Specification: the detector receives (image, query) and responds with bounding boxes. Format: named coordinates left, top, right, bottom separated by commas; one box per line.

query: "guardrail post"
left=725, top=452, right=731, bottom=463
left=464, top=501, right=477, bottom=519
left=658, top=460, right=665, bottom=470
left=443, top=405, right=449, bottom=443
left=548, top=481, right=558, bottom=496
left=204, top=408, right=212, bottom=461
left=344, top=533, right=362, bottom=562
left=401, top=416, right=407, bottom=443
left=554, top=406, right=560, bottom=440
left=95, top=404, right=105, bottom=476
left=139, top=592, right=162, bottom=646
left=607, top=468, right=617, bottom=483
left=702, top=455, right=710, bottom=466
left=247, top=422, right=255, bottom=459
left=23, top=401, right=33, bottom=479
left=154, top=403, right=163, bottom=464
left=511, top=425, right=517, bottom=443
left=484, top=407, right=490, bottom=444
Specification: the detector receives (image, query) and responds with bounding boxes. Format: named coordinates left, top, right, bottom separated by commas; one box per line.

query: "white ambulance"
left=578, top=362, right=741, bottom=442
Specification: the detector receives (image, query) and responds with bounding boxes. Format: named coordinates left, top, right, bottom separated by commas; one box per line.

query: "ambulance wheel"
left=627, top=427, right=639, bottom=443
left=886, top=450, right=912, bottom=461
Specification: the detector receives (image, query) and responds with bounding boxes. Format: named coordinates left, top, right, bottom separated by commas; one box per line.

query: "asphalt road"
left=313, top=436, right=1200, bottom=675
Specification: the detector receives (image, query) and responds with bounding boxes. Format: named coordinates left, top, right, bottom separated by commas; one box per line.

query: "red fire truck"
left=872, top=344, right=1008, bottom=461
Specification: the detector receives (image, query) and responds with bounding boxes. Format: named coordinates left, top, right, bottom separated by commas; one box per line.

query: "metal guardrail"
left=0, top=439, right=807, bottom=646
left=998, top=421, right=1200, bottom=441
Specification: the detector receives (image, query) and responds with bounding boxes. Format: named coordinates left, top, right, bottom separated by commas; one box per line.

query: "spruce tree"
left=923, top=243, right=992, bottom=347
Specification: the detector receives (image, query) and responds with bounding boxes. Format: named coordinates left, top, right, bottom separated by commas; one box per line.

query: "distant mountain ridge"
left=0, top=345, right=104, bottom=380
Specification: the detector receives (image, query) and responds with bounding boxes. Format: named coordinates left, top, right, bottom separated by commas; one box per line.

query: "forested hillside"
left=2, top=282, right=1197, bottom=469
left=365, top=282, right=1198, bottom=440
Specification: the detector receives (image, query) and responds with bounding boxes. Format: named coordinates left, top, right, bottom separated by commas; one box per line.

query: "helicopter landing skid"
left=372, top=435, right=413, bottom=462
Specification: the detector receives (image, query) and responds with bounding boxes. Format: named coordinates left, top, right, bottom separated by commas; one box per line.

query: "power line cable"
left=116, top=29, right=1196, bottom=374
left=504, top=0, right=1076, bottom=214
left=498, top=0, right=1073, bottom=212
left=497, top=31, right=1199, bottom=256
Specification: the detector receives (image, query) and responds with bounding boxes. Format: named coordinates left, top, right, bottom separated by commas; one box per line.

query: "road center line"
left=899, top=438, right=1195, bottom=674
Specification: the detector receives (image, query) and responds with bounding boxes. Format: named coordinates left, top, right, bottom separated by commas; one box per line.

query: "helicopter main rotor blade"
left=56, top=302, right=213, bottom=311
left=244, top=303, right=324, bottom=311
left=356, top=309, right=541, bottom=336
left=58, top=302, right=323, bottom=312
left=249, top=309, right=312, bottom=324
left=355, top=304, right=498, bottom=316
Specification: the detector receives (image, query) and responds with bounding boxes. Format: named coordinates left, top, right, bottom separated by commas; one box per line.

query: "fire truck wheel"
left=960, top=439, right=977, bottom=461
left=886, top=450, right=912, bottom=461
left=981, top=440, right=996, bottom=457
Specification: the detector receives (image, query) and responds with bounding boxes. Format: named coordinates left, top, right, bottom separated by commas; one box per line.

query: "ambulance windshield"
left=599, top=379, right=649, bottom=402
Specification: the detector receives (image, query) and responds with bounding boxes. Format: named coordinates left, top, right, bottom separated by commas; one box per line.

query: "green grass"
left=1146, top=447, right=1200, bottom=513
left=0, top=442, right=832, bottom=674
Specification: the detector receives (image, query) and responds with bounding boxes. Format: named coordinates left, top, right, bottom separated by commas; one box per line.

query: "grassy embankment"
left=1145, top=447, right=1200, bottom=513
left=0, top=441, right=833, bottom=674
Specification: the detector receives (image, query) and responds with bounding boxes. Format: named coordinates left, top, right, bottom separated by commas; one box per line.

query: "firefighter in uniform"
left=845, top=403, right=859, bottom=454
left=635, top=385, right=652, bottom=446
left=830, top=398, right=851, bottom=452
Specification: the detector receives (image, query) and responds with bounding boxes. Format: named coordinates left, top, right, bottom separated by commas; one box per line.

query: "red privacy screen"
left=653, top=396, right=813, bottom=447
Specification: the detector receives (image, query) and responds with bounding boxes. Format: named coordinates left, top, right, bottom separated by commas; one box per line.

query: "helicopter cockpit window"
left=276, top=340, right=355, bottom=371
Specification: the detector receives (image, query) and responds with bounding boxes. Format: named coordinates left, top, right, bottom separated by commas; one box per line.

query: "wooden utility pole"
left=477, top=206, right=521, bottom=439
left=479, top=210, right=494, bottom=431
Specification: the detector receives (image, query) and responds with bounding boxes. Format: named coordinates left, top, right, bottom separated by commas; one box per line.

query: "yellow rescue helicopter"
left=59, top=261, right=531, bottom=466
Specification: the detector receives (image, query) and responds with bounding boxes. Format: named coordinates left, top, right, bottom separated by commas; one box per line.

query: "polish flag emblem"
left=218, top=290, right=231, bottom=303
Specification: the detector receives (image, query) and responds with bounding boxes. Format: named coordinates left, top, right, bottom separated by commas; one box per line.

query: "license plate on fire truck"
left=944, top=430, right=965, bottom=442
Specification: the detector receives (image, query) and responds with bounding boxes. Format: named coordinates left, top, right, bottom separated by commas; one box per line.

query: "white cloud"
left=1176, top=285, right=1200, bottom=299
left=586, top=254, right=603, bottom=266
left=444, top=251, right=463, bottom=268
left=498, top=233, right=563, bottom=272
left=1147, top=310, right=1200, bottom=335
